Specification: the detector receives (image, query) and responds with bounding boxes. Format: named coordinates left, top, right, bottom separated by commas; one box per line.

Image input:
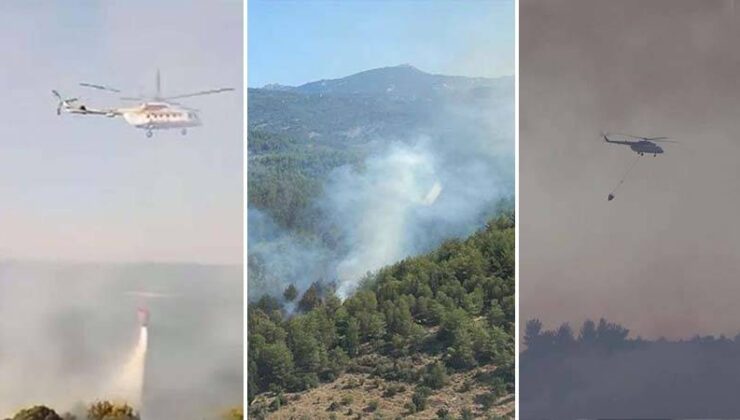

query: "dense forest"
left=247, top=128, right=362, bottom=233
left=248, top=213, right=514, bottom=418
left=521, top=319, right=740, bottom=418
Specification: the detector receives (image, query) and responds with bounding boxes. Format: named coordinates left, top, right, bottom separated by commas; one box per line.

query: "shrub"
left=269, top=393, right=288, bottom=411
left=11, top=406, right=63, bottom=420
left=460, top=407, right=474, bottom=420
left=412, top=386, right=432, bottom=412
left=423, top=362, right=448, bottom=390
left=477, top=392, right=498, bottom=410
left=383, top=383, right=405, bottom=398
left=436, top=407, right=451, bottom=419
left=87, top=401, right=139, bottom=420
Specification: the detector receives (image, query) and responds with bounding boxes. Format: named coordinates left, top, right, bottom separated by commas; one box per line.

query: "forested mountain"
left=248, top=65, right=513, bottom=233
left=248, top=65, right=514, bottom=418
left=295, top=64, right=505, bottom=97
left=249, top=65, right=512, bottom=150
left=248, top=65, right=514, bottom=299
left=248, top=215, right=514, bottom=419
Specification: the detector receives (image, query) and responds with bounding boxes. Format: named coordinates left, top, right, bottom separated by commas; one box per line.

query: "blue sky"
left=0, top=1, right=242, bottom=264
left=248, top=0, right=514, bottom=87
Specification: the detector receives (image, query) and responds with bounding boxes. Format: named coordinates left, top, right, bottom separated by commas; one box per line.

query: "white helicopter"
left=53, top=70, right=233, bottom=138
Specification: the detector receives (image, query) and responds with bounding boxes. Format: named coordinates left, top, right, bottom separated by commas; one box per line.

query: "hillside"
left=295, top=64, right=505, bottom=97
left=248, top=215, right=515, bottom=419
left=249, top=65, right=512, bottom=150
left=248, top=65, right=514, bottom=301
left=251, top=369, right=514, bottom=420
left=247, top=65, right=513, bottom=226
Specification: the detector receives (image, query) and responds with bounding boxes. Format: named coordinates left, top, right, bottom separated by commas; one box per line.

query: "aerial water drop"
left=109, top=309, right=149, bottom=409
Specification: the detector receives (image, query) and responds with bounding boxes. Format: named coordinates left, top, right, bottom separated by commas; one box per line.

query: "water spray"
left=108, top=308, right=149, bottom=410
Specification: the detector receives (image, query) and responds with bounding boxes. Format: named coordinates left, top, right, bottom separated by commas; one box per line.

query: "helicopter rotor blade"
left=616, top=133, right=648, bottom=140
left=643, top=137, right=679, bottom=143
left=160, top=87, right=234, bottom=101
left=611, top=133, right=680, bottom=144
left=79, top=83, right=122, bottom=93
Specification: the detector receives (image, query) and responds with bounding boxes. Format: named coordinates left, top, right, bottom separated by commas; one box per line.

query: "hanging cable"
left=608, top=155, right=641, bottom=201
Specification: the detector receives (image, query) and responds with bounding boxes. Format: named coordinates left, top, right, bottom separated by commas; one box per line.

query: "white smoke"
left=247, top=208, right=333, bottom=300
left=326, top=133, right=511, bottom=297
left=249, top=131, right=512, bottom=300
left=327, top=139, right=442, bottom=297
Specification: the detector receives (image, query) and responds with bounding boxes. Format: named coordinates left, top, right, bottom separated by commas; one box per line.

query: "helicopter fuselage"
left=54, top=70, right=231, bottom=137
left=121, top=102, right=201, bottom=131
left=629, top=140, right=663, bottom=155
left=604, top=135, right=664, bottom=156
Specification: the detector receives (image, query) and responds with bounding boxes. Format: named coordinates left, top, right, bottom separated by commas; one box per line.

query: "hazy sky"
left=247, top=0, right=514, bottom=87
left=0, top=1, right=242, bottom=264
left=521, top=0, right=740, bottom=339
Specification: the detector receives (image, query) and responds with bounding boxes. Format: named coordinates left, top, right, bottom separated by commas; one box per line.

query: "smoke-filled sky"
left=247, top=0, right=514, bottom=87
left=521, top=0, right=740, bottom=339
left=0, top=1, right=242, bottom=264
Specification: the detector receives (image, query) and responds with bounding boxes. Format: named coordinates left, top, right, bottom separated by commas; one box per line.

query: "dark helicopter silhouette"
left=602, top=132, right=679, bottom=201
left=603, top=132, right=678, bottom=157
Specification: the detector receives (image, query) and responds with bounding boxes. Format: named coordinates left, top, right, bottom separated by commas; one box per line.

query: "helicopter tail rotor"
left=52, top=90, right=62, bottom=115
left=52, top=90, right=78, bottom=116
left=601, top=131, right=615, bottom=143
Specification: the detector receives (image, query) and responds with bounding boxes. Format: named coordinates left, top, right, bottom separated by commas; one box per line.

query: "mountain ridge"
left=258, top=64, right=512, bottom=97
left=248, top=64, right=513, bottom=150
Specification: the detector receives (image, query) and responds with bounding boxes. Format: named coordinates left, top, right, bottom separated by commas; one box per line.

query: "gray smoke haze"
left=0, top=262, right=242, bottom=419
left=247, top=208, right=333, bottom=300
left=248, top=86, right=513, bottom=299
left=521, top=0, right=740, bottom=339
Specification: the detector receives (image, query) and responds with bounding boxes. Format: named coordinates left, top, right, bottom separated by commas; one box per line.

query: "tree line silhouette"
left=521, top=318, right=740, bottom=419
